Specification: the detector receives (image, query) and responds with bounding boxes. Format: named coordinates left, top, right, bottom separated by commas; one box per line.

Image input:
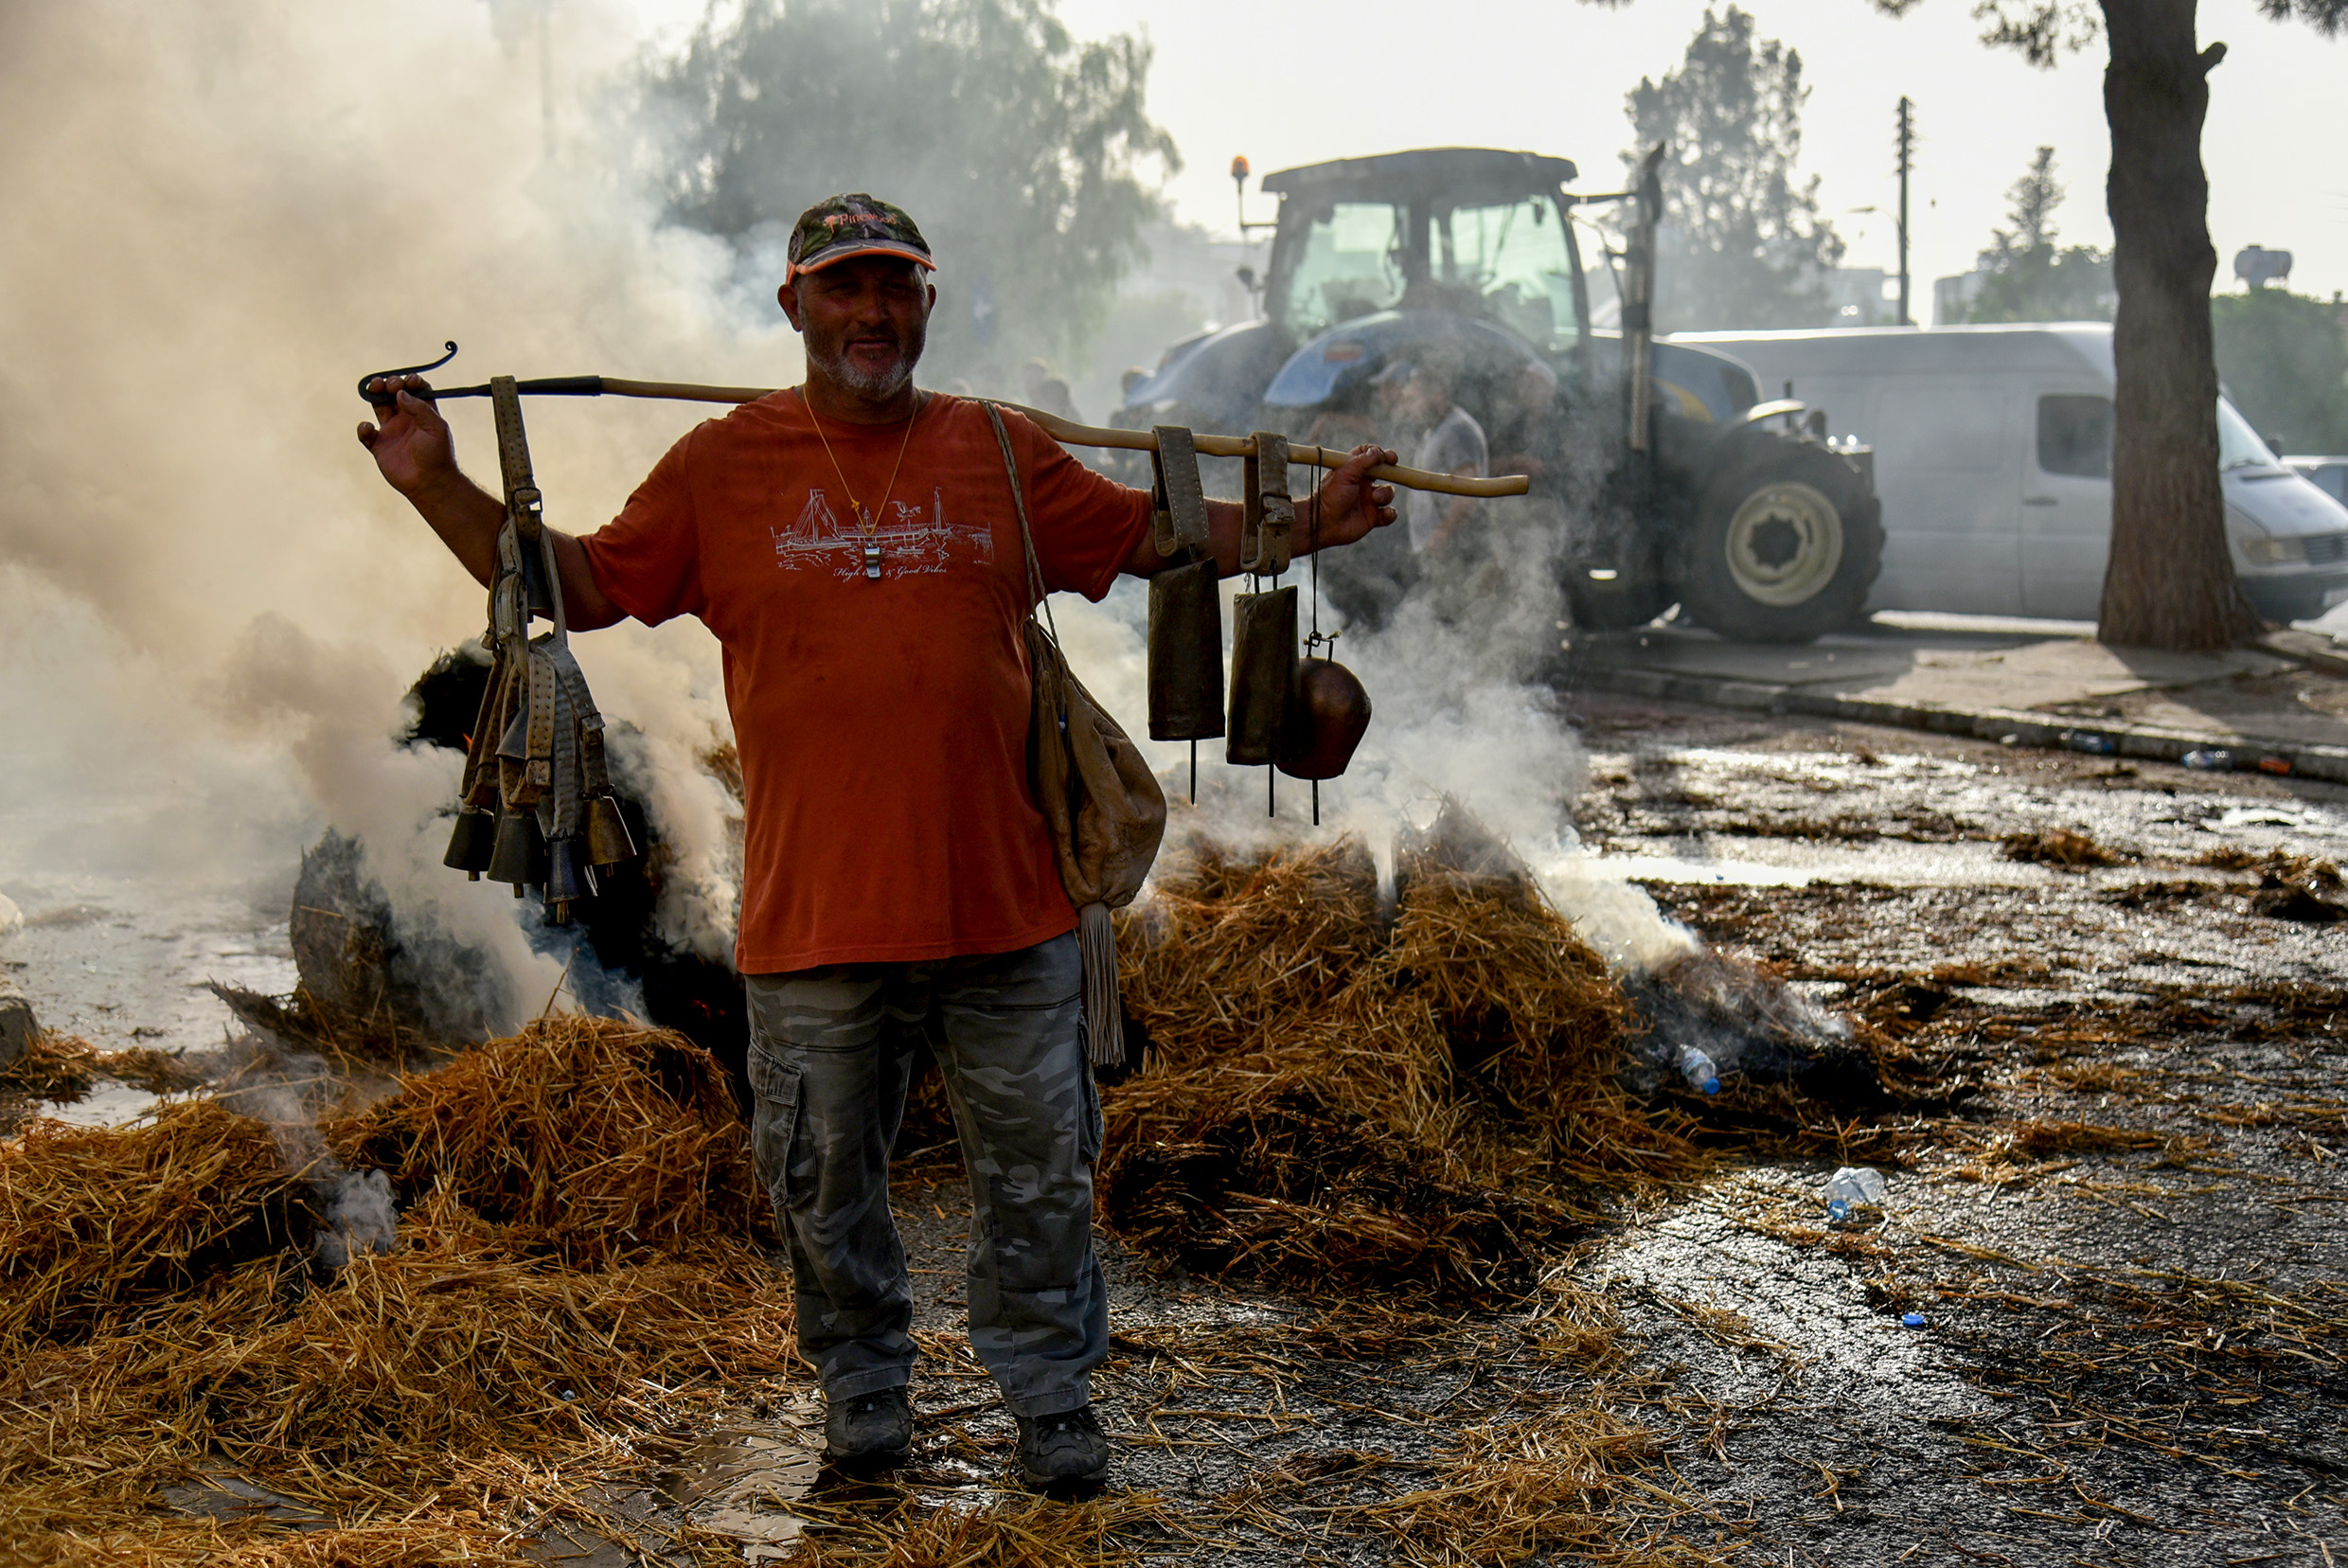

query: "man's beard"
left=808, top=318, right=927, bottom=401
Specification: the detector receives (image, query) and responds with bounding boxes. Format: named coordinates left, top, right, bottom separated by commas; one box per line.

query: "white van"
left=1667, top=324, right=2348, bottom=623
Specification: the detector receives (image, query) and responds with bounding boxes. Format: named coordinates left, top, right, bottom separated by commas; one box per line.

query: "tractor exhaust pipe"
left=1623, top=145, right=1664, bottom=456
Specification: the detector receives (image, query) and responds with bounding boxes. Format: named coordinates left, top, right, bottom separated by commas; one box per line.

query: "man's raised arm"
left=357, top=372, right=624, bottom=631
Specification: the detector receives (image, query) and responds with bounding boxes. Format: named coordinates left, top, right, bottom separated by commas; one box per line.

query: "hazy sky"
left=629, top=0, right=2348, bottom=306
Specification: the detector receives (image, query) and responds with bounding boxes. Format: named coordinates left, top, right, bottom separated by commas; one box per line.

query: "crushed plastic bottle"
left=2180, top=749, right=2233, bottom=771
left=1673, top=1043, right=1721, bottom=1096
left=2058, top=729, right=2119, bottom=755
left=1823, top=1165, right=1887, bottom=1221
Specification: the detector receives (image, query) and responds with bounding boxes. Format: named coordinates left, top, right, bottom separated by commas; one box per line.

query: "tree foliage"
left=1625, top=6, right=1845, bottom=330
left=1956, top=146, right=2114, bottom=323
left=639, top=0, right=1178, bottom=383
left=2213, top=289, right=2348, bottom=454
left=1938, top=0, right=2348, bottom=65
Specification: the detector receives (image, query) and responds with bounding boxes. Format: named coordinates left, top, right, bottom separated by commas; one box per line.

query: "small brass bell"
left=442, top=808, right=496, bottom=880
left=584, top=793, right=639, bottom=868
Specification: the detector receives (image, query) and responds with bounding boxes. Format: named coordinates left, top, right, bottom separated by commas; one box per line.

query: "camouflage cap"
left=786, top=193, right=936, bottom=280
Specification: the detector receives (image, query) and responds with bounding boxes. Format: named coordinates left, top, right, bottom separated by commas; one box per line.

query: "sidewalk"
left=1556, top=615, right=2348, bottom=782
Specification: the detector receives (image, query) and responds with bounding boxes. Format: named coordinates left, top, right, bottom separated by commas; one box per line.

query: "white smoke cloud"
left=0, top=2, right=779, bottom=1011
left=1051, top=491, right=1693, bottom=971
left=0, top=0, right=1685, bottom=1016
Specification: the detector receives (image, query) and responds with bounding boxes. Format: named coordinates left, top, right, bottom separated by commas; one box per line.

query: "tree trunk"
left=2096, top=0, right=2264, bottom=650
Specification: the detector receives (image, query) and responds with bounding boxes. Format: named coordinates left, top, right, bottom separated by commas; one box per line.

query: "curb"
left=1560, top=663, right=2348, bottom=785
left=2256, top=630, right=2348, bottom=681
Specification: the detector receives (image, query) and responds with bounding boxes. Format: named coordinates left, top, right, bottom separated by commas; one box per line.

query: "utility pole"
left=1894, top=97, right=1914, bottom=326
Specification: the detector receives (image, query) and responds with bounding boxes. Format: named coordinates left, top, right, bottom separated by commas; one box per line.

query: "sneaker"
left=824, top=1385, right=913, bottom=1469
left=1015, top=1404, right=1111, bottom=1487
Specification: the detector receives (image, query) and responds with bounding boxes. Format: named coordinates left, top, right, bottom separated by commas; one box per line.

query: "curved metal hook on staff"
left=355, top=344, right=1533, bottom=501
left=356, top=341, right=458, bottom=399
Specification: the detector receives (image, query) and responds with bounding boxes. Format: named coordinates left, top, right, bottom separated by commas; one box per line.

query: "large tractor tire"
left=1677, top=436, right=1882, bottom=643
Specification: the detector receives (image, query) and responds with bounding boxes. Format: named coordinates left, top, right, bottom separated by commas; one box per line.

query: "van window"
left=2037, top=395, right=2112, bottom=477
left=1874, top=388, right=2005, bottom=472
left=2216, top=398, right=2280, bottom=472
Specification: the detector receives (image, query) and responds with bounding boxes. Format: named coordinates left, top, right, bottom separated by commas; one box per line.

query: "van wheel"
left=1678, top=439, right=1882, bottom=643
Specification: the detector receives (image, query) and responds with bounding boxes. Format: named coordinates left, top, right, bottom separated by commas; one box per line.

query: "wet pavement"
left=623, top=692, right=2342, bottom=1566
left=1566, top=615, right=2348, bottom=778
left=9, top=674, right=2344, bottom=1564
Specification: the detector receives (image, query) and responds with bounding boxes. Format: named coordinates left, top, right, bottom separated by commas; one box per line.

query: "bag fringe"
left=1077, top=901, right=1124, bottom=1067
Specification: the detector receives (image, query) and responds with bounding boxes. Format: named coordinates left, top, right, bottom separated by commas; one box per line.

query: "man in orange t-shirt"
left=358, top=193, right=1397, bottom=1488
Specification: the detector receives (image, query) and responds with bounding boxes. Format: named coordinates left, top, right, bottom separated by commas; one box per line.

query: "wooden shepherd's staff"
left=358, top=351, right=1533, bottom=500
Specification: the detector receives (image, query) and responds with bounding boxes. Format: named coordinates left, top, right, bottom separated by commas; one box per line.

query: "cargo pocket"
left=745, top=1046, right=803, bottom=1225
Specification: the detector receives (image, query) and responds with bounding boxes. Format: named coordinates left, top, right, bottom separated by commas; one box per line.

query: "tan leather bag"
left=982, top=402, right=1167, bottom=1063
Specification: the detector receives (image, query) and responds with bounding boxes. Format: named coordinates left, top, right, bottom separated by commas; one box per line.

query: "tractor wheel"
left=1678, top=437, right=1882, bottom=644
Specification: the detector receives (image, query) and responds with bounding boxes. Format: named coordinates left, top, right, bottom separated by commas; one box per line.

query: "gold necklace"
left=803, top=388, right=922, bottom=581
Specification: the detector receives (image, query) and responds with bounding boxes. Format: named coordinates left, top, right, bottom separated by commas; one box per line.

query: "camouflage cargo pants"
left=742, top=933, right=1106, bottom=1417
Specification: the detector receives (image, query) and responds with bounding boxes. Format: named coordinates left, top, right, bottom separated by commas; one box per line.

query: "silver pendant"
left=862, top=539, right=882, bottom=579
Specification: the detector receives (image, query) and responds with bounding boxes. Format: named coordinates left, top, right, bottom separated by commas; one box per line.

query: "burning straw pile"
left=1104, top=821, right=1709, bottom=1302
left=0, top=1016, right=795, bottom=1567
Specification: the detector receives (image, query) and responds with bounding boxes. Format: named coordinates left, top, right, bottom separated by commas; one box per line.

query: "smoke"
left=315, top=1168, right=400, bottom=1274
left=1052, top=488, right=1695, bottom=972
left=209, top=1044, right=400, bottom=1274
left=0, top=3, right=776, bottom=1019
left=0, top=0, right=1685, bottom=1038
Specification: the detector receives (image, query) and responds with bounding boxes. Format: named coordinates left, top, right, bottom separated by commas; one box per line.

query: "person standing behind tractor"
left=356, top=193, right=1398, bottom=1489
left=1389, top=361, right=1486, bottom=553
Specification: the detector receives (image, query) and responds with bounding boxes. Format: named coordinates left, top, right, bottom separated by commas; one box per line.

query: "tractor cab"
left=1116, top=149, right=1594, bottom=436
left=1260, top=149, right=1589, bottom=357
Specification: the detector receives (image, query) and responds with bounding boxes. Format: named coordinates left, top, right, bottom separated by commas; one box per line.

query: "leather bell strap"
left=1147, top=426, right=1210, bottom=560
left=1238, top=432, right=1294, bottom=578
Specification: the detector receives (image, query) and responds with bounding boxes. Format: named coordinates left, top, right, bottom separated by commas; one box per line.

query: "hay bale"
left=1098, top=1083, right=1570, bottom=1297
left=0, top=1099, right=311, bottom=1346
left=1103, top=836, right=1697, bottom=1302
left=327, top=1015, right=770, bottom=1264
left=0, top=1029, right=106, bottom=1103
left=284, top=830, right=506, bottom=1050
left=175, top=1190, right=796, bottom=1480
left=0, top=1188, right=801, bottom=1558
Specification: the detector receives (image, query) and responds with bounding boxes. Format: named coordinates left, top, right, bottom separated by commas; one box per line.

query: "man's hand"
left=357, top=373, right=461, bottom=501
left=1305, top=444, right=1398, bottom=549
left=354, top=372, right=624, bottom=630
left=1121, top=442, right=1399, bottom=579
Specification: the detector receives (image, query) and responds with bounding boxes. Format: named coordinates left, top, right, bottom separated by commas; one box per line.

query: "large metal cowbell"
left=1226, top=434, right=1298, bottom=770
left=1144, top=425, right=1222, bottom=743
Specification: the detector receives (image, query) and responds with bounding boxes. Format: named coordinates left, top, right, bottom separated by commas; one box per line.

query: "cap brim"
left=790, top=241, right=937, bottom=279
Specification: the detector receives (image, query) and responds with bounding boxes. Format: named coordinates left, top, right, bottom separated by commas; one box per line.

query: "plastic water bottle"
left=1823, top=1166, right=1887, bottom=1221
left=2059, top=729, right=2118, bottom=755
left=2180, top=749, right=2232, bottom=771
left=1673, top=1043, right=1721, bottom=1096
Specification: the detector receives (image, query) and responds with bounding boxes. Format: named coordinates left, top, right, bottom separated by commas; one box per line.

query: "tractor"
left=1111, top=147, right=1883, bottom=643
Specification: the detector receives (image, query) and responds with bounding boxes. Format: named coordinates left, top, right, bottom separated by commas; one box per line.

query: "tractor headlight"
left=2240, top=534, right=2307, bottom=565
